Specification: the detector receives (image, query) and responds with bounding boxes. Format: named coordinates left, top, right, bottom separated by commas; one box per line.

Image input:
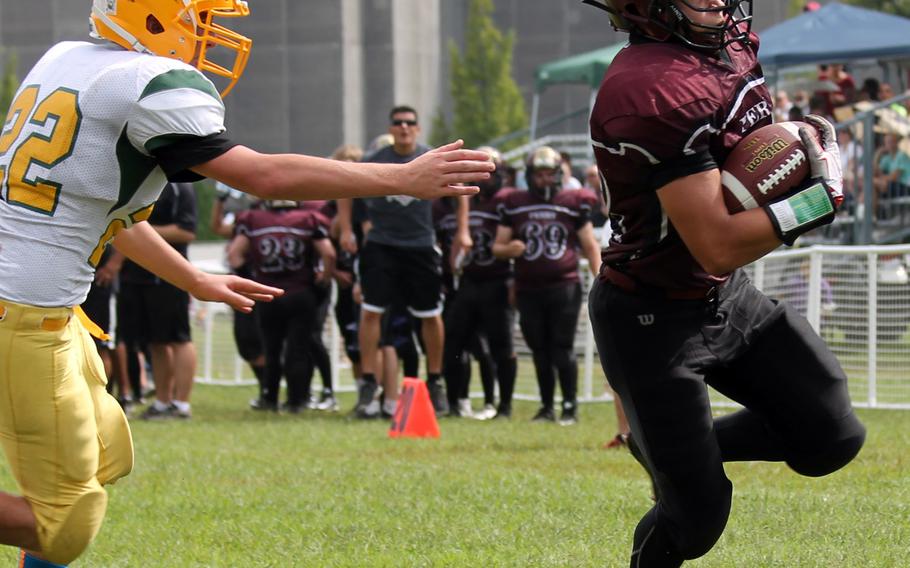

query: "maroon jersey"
left=433, top=196, right=513, bottom=283
left=497, top=188, right=597, bottom=291
left=590, top=33, right=771, bottom=290
left=464, top=192, right=512, bottom=281
left=432, top=198, right=459, bottom=289
left=235, top=208, right=328, bottom=293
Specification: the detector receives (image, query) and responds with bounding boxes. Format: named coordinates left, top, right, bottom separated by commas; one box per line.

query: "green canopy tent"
left=530, top=41, right=627, bottom=140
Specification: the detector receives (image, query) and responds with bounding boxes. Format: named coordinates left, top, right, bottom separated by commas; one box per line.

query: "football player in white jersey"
left=0, top=2, right=493, bottom=566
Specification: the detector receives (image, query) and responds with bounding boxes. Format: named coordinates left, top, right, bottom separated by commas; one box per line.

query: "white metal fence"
left=192, top=244, right=910, bottom=409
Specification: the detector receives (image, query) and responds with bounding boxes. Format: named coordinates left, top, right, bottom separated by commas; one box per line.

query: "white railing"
left=192, top=244, right=910, bottom=409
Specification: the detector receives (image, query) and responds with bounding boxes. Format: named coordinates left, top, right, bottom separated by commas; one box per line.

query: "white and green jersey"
left=0, top=41, right=226, bottom=307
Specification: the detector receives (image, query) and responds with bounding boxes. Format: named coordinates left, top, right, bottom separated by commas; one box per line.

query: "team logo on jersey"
left=637, top=314, right=655, bottom=326
left=738, top=100, right=772, bottom=133
left=387, top=195, right=416, bottom=206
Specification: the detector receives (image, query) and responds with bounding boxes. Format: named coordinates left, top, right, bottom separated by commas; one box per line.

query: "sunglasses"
left=391, top=119, right=418, bottom=127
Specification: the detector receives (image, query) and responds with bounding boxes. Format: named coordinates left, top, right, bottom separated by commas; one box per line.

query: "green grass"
left=1, top=384, right=908, bottom=567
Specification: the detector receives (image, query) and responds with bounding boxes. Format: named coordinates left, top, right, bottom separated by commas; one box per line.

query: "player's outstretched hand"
left=404, top=140, right=494, bottom=199
left=189, top=273, right=284, bottom=313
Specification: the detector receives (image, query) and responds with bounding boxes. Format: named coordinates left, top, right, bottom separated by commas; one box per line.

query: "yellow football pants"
left=0, top=300, right=134, bottom=564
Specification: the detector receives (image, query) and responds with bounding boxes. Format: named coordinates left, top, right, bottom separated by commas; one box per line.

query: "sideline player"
left=494, top=147, right=602, bottom=425
left=441, top=147, right=517, bottom=419
left=582, top=0, right=866, bottom=564
left=228, top=200, right=335, bottom=412
left=0, top=1, right=493, bottom=565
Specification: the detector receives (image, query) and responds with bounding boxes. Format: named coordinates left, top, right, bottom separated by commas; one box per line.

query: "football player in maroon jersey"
left=493, top=147, right=602, bottom=425
left=438, top=147, right=518, bottom=419
left=228, top=201, right=336, bottom=413
left=582, top=0, right=865, bottom=565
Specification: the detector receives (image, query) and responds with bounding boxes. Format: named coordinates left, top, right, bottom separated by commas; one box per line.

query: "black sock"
left=427, top=372, right=441, bottom=386
left=251, top=364, right=266, bottom=397
left=363, top=373, right=377, bottom=385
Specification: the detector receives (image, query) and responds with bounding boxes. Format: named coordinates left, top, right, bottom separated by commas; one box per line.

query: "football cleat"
left=558, top=400, right=578, bottom=426
left=531, top=406, right=556, bottom=422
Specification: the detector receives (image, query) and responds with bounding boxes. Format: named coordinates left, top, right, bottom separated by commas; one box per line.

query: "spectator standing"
left=114, top=182, right=199, bottom=420
left=873, top=132, right=910, bottom=214
left=344, top=105, right=471, bottom=416
left=559, top=151, right=583, bottom=189
left=879, top=83, right=908, bottom=117
left=493, top=147, right=602, bottom=425
left=773, top=90, right=793, bottom=123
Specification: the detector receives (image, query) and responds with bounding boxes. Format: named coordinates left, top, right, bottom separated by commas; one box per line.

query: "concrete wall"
left=0, top=0, right=798, bottom=155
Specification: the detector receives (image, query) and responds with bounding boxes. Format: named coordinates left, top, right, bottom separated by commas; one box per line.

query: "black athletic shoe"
left=353, top=380, right=378, bottom=414
left=281, top=402, right=304, bottom=414
left=493, top=405, right=512, bottom=419
left=249, top=398, right=278, bottom=412
left=427, top=381, right=450, bottom=416
left=558, top=401, right=578, bottom=426
left=139, top=403, right=174, bottom=421
left=531, top=406, right=556, bottom=422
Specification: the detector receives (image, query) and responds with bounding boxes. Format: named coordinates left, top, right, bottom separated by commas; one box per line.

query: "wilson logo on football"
left=744, top=137, right=789, bottom=173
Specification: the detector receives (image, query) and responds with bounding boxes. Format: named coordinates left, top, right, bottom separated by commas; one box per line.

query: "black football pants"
left=588, top=269, right=865, bottom=567
left=443, top=277, right=516, bottom=407
left=517, top=281, right=582, bottom=409
left=257, top=288, right=318, bottom=407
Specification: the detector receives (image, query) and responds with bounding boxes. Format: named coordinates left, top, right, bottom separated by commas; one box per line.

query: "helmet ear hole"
left=146, top=15, right=164, bottom=34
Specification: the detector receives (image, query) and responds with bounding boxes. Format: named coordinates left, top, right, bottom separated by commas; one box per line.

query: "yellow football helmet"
left=90, top=0, right=252, bottom=97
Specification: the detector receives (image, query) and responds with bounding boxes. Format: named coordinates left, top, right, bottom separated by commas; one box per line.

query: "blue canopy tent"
left=759, top=2, right=910, bottom=70
left=758, top=3, right=910, bottom=244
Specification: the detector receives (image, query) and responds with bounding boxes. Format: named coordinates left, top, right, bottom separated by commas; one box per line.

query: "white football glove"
left=799, top=114, right=844, bottom=207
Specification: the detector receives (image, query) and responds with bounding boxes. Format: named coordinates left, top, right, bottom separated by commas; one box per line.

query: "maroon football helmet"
left=582, top=0, right=752, bottom=51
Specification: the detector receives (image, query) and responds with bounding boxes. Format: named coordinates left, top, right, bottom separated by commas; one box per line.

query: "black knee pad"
left=670, top=480, right=732, bottom=560
left=788, top=413, right=866, bottom=477
left=631, top=488, right=731, bottom=567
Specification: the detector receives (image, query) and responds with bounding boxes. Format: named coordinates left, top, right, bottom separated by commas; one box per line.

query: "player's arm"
left=191, top=142, right=493, bottom=201
left=210, top=194, right=234, bottom=239
left=449, top=195, right=473, bottom=271
left=226, top=233, right=251, bottom=271
left=113, top=222, right=281, bottom=312
left=314, top=238, right=336, bottom=285
left=657, top=170, right=780, bottom=275
left=335, top=198, right=357, bottom=254
left=576, top=222, right=602, bottom=275
left=492, top=225, right=525, bottom=259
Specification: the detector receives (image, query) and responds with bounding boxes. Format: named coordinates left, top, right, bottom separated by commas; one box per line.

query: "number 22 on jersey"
left=0, top=85, right=81, bottom=215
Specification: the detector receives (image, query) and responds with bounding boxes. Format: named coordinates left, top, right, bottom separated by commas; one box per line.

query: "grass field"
left=1, top=376, right=908, bottom=567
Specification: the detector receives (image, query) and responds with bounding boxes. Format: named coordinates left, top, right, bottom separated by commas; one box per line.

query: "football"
left=721, top=121, right=816, bottom=213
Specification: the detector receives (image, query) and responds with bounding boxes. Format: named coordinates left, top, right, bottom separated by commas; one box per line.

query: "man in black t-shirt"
left=339, top=106, right=472, bottom=417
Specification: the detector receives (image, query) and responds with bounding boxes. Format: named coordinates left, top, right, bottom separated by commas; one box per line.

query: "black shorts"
left=117, top=281, right=191, bottom=345
left=358, top=241, right=443, bottom=317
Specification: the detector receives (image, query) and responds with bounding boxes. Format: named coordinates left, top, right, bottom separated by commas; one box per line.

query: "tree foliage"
left=844, top=0, right=910, bottom=17
left=0, top=50, right=19, bottom=116
left=439, top=0, right=527, bottom=150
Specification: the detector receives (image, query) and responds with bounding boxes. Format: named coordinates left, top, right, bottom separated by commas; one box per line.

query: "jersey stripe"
left=139, top=69, right=220, bottom=102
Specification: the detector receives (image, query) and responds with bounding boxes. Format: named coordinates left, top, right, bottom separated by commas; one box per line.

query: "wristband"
left=763, top=181, right=836, bottom=246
